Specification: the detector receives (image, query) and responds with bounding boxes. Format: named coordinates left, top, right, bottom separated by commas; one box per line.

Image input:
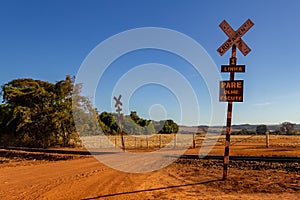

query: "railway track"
left=1, top=146, right=300, bottom=162
left=180, top=155, right=300, bottom=162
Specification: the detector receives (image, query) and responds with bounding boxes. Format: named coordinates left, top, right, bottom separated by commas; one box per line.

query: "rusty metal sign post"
left=217, top=19, right=254, bottom=180
left=114, top=94, right=125, bottom=151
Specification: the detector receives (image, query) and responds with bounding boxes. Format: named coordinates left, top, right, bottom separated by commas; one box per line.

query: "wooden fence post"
left=146, top=136, right=149, bottom=149
left=266, top=131, right=269, bottom=148
left=159, top=134, right=162, bottom=148
left=193, top=133, right=196, bottom=148
left=173, top=133, right=177, bottom=148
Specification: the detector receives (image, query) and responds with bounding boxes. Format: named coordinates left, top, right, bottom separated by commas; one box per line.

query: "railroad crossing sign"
left=113, top=94, right=125, bottom=151
left=221, top=65, right=245, bottom=73
left=217, top=19, right=254, bottom=56
left=219, top=80, right=244, bottom=102
left=217, top=18, right=254, bottom=180
left=114, top=95, right=122, bottom=108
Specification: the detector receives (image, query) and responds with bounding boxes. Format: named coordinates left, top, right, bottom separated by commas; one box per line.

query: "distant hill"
left=179, top=124, right=300, bottom=134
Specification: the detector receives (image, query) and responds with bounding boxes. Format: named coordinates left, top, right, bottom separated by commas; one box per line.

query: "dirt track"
left=1, top=153, right=300, bottom=200
left=1, top=135, right=300, bottom=199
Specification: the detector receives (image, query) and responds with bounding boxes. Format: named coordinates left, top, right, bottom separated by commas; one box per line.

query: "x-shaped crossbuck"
left=114, top=95, right=122, bottom=108
left=217, top=19, right=254, bottom=56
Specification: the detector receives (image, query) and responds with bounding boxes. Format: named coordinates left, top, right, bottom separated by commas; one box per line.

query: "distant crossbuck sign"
left=217, top=19, right=254, bottom=56
left=114, top=95, right=122, bottom=108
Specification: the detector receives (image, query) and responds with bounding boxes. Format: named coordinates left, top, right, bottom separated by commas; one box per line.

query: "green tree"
left=159, top=119, right=179, bottom=134
left=97, top=111, right=178, bottom=135
left=280, top=122, right=296, bottom=135
left=256, top=124, right=268, bottom=134
left=98, top=112, right=118, bottom=134
left=130, top=111, right=150, bottom=127
left=0, top=104, right=14, bottom=146
left=72, top=83, right=100, bottom=137
left=1, top=76, right=80, bottom=147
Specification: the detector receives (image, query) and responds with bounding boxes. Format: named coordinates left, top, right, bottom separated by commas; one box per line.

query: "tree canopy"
left=0, top=76, right=80, bottom=147
left=280, top=122, right=297, bottom=135
left=0, top=76, right=179, bottom=147
left=98, top=111, right=178, bottom=135
left=256, top=124, right=268, bottom=134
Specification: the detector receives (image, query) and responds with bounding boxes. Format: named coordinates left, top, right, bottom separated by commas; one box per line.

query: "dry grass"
left=80, top=134, right=300, bottom=156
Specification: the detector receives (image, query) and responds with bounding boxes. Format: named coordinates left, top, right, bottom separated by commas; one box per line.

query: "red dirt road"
left=1, top=157, right=149, bottom=200
left=1, top=155, right=300, bottom=200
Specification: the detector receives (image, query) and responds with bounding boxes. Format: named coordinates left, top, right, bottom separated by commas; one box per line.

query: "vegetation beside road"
left=0, top=76, right=178, bottom=148
left=0, top=76, right=298, bottom=149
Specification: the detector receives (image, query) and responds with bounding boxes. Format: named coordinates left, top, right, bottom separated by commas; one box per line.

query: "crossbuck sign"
left=217, top=19, right=254, bottom=56
left=114, top=95, right=122, bottom=108
left=217, top=18, right=254, bottom=180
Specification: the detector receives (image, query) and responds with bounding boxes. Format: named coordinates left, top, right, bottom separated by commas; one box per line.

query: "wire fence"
left=81, top=134, right=195, bottom=149
left=80, top=134, right=300, bottom=150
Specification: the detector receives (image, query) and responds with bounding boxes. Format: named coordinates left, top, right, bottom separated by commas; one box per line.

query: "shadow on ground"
left=82, top=179, right=221, bottom=200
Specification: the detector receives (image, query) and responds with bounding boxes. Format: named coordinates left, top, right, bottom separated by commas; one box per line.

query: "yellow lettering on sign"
left=223, top=66, right=243, bottom=72
left=236, top=81, right=242, bottom=88
left=224, top=90, right=239, bottom=95
left=220, top=96, right=242, bottom=101
left=221, top=81, right=243, bottom=89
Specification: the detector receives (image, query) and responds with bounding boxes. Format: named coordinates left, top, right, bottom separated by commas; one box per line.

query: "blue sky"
left=0, top=0, right=300, bottom=126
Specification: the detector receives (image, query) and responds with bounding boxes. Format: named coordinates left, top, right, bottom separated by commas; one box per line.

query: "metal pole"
left=223, top=44, right=236, bottom=180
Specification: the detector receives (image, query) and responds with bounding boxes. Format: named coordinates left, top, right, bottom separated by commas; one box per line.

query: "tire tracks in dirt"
left=0, top=157, right=154, bottom=200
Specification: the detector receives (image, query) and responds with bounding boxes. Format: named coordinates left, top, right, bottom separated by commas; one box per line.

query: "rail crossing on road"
left=217, top=19, right=254, bottom=180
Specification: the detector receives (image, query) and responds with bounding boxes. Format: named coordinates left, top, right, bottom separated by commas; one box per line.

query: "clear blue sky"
left=0, top=0, right=300, bottom=126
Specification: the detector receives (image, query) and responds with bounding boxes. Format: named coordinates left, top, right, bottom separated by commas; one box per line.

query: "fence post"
left=159, top=134, right=162, bottom=148
left=266, top=131, right=269, bottom=148
left=124, top=136, right=126, bottom=148
left=173, top=133, right=177, bottom=148
left=146, top=136, right=149, bottom=149
left=193, top=133, right=196, bottom=148
left=114, top=135, right=117, bottom=148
